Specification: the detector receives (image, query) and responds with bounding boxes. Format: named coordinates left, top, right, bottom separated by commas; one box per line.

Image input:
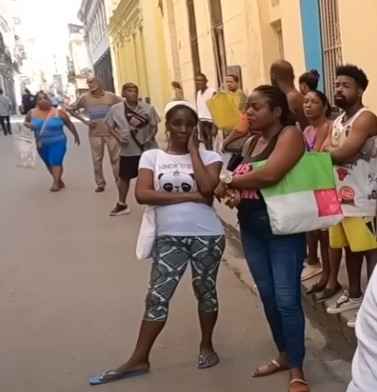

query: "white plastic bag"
left=136, top=206, right=156, bottom=260
left=14, top=124, right=37, bottom=169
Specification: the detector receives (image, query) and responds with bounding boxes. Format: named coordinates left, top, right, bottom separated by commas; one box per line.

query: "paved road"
left=1, top=124, right=349, bottom=391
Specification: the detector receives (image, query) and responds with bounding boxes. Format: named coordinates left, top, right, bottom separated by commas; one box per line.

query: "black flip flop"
left=316, top=285, right=342, bottom=303
left=306, top=282, right=326, bottom=295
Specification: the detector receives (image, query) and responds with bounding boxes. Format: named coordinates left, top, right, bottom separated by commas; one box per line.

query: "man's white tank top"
left=332, top=108, right=377, bottom=217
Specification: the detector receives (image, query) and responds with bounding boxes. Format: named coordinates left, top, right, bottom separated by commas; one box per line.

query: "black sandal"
left=316, top=285, right=342, bottom=303
left=197, top=351, right=220, bottom=369
left=306, top=282, right=326, bottom=295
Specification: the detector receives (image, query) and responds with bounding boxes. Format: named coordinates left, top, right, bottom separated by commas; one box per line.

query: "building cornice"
left=108, top=0, right=142, bottom=42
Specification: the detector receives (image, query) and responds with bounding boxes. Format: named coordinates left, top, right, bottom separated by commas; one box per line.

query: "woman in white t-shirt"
left=89, top=101, right=225, bottom=386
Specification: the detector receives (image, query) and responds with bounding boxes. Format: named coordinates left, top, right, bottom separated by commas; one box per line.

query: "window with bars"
left=319, top=0, right=343, bottom=104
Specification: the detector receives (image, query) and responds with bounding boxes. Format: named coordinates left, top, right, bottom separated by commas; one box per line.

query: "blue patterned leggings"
left=144, top=235, right=226, bottom=322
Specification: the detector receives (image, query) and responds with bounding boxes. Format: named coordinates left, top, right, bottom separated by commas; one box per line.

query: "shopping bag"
left=207, top=91, right=241, bottom=130
left=136, top=206, right=156, bottom=260
left=14, top=124, right=37, bottom=169
left=255, top=152, right=343, bottom=235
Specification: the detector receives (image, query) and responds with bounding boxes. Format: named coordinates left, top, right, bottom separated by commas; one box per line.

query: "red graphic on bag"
left=337, top=167, right=349, bottom=181
left=315, top=189, right=343, bottom=217
left=339, top=186, right=355, bottom=205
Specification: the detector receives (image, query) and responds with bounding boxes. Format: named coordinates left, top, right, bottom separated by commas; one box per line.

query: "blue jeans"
left=238, top=200, right=306, bottom=368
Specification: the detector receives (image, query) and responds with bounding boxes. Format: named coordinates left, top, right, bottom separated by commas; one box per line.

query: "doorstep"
left=216, top=201, right=358, bottom=360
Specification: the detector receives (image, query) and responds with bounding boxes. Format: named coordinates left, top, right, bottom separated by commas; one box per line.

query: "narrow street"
left=1, top=123, right=349, bottom=391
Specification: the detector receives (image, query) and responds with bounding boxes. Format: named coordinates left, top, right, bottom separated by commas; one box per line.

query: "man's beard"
left=334, top=95, right=348, bottom=109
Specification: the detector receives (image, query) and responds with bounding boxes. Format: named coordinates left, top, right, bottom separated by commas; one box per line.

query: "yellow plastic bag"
left=207, top=91, right=241, bottom=129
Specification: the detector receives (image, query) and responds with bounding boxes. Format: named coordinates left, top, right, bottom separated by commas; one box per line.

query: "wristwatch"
left=220, top=171, right=233, bottom=185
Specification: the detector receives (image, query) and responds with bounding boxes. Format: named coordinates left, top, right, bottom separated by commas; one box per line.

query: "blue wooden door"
left=300, top=0, right=324, bottom=91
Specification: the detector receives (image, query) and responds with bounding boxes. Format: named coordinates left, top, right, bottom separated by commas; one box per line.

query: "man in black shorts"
left=106, top=83, right=159, bottom=216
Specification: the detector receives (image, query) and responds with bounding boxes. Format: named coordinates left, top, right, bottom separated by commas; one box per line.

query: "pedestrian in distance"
left=21, top=88, right=36, bottom=115
left=89, top=101, right=225, bottom=385
left=171, top=80, right=184, bottom=100
left=195, top=73, right=217, bottom=150
left=270, top=60, right=308, bottom=130
left=24, top=91, right=80, bottom=192
left=67, top=77, right=123, bottom=192
left=215, top=85, right=310, bottom=392
left=299, top=70, right=320, bottom=96
left=0, top=88, right=13, bottom=135
left=106, top=82, right=159, bottom=216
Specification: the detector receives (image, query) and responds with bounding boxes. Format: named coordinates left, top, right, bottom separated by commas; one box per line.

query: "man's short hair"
left=122, top=82, right=139, bottom=92
left=195, top=73, right=208, bottom=81
left=226, top=74, right=239, bottom=83
left=271, top=60, right=295, bottom=82
left=336, top=64, right=369, bottom=91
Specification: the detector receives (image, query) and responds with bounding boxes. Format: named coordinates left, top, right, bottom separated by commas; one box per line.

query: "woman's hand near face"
left=187, top=127, right=200, bottom=153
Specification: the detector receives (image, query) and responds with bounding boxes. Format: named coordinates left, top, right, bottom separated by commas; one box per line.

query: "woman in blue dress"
left=24, top=91, right=80, bottom=192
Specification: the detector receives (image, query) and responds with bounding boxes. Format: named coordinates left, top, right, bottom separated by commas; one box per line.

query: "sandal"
left=50, top=184, right=61, bottom=192
left=315, top=284, right=342, bottom=303
left=253, top=359, right=289, bottom=378
left=89, top=367, right=149, bottom=386
left=198, top=351, right=220, bottom=369
left=306, top=282, right=326, bottom=295
left=289, top=378, right=310, bottom=392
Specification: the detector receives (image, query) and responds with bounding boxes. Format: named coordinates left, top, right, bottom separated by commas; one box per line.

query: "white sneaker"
left=347, top=317, right=357, bottom=328
left=326, top=292, right=363, bottom=315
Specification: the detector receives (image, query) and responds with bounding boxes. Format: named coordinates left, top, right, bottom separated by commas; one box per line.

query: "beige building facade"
left=108, top=0, right=171, bottom=114
left=108, top=0, right=377, bottom=113
left=161, top=0, right=308, bottom=103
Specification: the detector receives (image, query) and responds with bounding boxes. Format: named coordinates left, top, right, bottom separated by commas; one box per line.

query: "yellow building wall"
left=280, top=0, right=306, bottom=81
left=161, top=0, right=307, bottom=103
left=140, top=0, right=170, bottom=113
left=108, top=0, right=171, bottom=115
left=192, top=0, right=217, bottom=88
left=160, top=0, right=198, bottom=103
left=338, top=0, right=377, bottom=112
left=220, top=0, right=262, bottom=94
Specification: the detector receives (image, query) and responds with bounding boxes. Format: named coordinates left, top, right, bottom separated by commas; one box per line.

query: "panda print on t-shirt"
left=158, top=170, right=197, bottom=193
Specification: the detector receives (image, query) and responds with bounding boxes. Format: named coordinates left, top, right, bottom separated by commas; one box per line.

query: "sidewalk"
left=216, top=201, right=359, bottom=358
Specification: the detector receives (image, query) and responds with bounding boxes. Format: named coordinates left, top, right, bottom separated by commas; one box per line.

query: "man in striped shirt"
left=68, top=77, right=122, bottom=192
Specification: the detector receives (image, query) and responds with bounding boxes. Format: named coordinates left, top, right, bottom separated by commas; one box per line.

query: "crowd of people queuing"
left=19, top=59, right=377, bottom=392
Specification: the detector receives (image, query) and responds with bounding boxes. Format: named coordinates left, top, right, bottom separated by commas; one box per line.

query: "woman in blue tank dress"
left=24, top=91, right=80, bottom=191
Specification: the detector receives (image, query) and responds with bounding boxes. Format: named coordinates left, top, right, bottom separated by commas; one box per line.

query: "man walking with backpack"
left=106, top=83, right=159, bottom=216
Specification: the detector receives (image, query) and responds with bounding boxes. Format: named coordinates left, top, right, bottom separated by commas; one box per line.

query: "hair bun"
left=310, top=69, right=320, bottom=80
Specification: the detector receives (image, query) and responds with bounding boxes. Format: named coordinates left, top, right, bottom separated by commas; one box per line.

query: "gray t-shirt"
left=0, top=95, right=12, bottom=116
left=106, top=101, right=159, bottom=156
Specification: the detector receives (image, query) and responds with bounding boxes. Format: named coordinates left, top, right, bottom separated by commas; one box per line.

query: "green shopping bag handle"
left=254, top=152, right=337, bottom=198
